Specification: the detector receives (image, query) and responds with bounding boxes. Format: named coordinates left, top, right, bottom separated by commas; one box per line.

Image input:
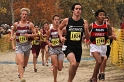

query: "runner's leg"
left=51, top=55, right=58, bottom=82
left=67, top=53, right=79, bottom=82
left=92, top=52, right=102, bottom=79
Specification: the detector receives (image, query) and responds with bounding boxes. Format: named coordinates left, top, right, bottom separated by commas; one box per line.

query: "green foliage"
left=116, top=3, right=124, bottom=19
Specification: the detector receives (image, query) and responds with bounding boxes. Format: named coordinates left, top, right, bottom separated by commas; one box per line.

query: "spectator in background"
left=120, top=14, right=124, bottom=29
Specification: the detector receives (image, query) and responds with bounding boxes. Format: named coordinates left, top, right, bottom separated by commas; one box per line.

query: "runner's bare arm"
left=29, top=22, right=37, bottom=37
left=46, top=30, right=52, bottom=47
left=107, top=24, right=116, bottom=40
left=89, top=24, right=92, bottom=32
left=58, top=18, right=68, bottom=38
left=10, top=22, right=17, bottom=40
left=11, top=34, right=16, bottom=50
left=84, top=20, right=90, bottom=40
left=58, top=18, right=67, bottom=43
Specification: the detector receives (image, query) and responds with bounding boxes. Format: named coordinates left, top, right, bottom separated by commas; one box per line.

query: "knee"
left=58, top=66, right=63, bottom=71
left=97, top=60, right=102, bottom=65
left=71, top=62, right=77, bottom=68
left=53, top=65, right=58, bottom=69
left=33, top=55, right=37, bottom=59
left=58, top=68, right=62, bottom=71
left=104, top=56, right=108, bottom=61
left=19, top=60, right=24, bottom=65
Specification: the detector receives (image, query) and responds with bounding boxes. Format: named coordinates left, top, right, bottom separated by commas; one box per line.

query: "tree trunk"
left=11, top=0, right=14, bottom=24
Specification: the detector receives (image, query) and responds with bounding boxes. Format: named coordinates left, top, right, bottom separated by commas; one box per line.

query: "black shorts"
left=64, top=46, right=82, bottom=62
left=106, top=40, right=113, bottom=58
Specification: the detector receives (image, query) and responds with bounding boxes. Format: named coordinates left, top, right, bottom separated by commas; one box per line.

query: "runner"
left=46, top=15, right=64, bottom=82
left=89, top=9, right=116, bottom=82
left=40, top=22, right=49, bottom=66
left=10, top=8, right=36, bottom=82
left=98, top=16, right=116, bottom=81
left=31, top=25, right=42, bottom=72
left=58, top=3, right=90, bottom=82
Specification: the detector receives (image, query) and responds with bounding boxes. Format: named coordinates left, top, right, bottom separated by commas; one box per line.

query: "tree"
left=13, top=0, right=63, bottom=26
left=59, top=0, right=124, bottom=28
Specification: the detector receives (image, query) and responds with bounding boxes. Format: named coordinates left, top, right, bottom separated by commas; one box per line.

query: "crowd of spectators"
left=0, top=24, right=12, bottom=38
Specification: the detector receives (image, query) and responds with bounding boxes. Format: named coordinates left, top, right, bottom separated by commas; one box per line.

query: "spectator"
left=120, top=14, right=124, bottom=29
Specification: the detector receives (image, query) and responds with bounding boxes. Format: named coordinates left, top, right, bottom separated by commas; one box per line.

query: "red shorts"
left=32, top=45, right=40, bottom=56
left=40, top=42, right=47, bottom=49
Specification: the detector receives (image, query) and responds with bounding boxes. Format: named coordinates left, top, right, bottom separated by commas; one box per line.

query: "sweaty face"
left=53, top=16, right=60, bottom=26
left=43, top=23, right=49, bottom=31
left=20, top=11, right=28, bottom=21
left=35, top=26, right=39, bottom=32
left=97, top=12, right=106, bottom=22
left=73, top=5, right=82, bottom=16
left=104, top=18, right=109, bottom=22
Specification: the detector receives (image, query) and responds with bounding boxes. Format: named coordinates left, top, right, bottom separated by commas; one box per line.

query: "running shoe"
left=46, top=62, right=49, bottom=66
left=34, top=68, right=37, bottom=72
left=18, top=74, right=20, bottom=78
left=98, top=73, right=105, bottom=80
left=20, top=78, right=26, bottom=82
left=42, top=61, right=45, bottom=66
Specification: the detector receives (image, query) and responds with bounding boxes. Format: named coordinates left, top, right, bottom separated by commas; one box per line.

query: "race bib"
left=19, top=36, right=28, bottom=43
left=32, top=40, right=40, bottom=45
left=43, top=37, right=46, bottom=41
left=51, top=38, right=60, bottom=46
left=95, top=37, right=105, bottom=45
left=70, top=32, right=81, bottom=41
left=106, top=39, right=110, bottom=45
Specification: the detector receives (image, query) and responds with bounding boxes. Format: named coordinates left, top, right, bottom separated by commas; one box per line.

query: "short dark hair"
left=95, top=9, right=106, bottom=17
left=105, top=16, right=110, bottom=20
left=71, top=3, right=82, bottom=10
left=52, top=15, right=59, bottom=20
left=43, top=22, right=49, bottom=26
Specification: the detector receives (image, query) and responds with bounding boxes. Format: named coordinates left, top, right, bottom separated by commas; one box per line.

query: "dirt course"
left=0, top=44, right=124, bottom=82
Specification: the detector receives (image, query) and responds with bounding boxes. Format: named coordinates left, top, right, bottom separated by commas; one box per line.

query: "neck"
left=96, top=21, right=103, bottom=25
left=52, top=24, right=58, bottom=30
left=20, top=20, right=27, bottom=23
left=72, top=15, right=80, bottom=21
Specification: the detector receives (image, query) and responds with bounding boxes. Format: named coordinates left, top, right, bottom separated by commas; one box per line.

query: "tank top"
left=16, top=21, right=32, bottom=45
left=32, top=31, right=41, bottom=45
left=90, top=22, right=108, bottom=45
left=64, top=17, right=84, bottom=48
left=49, top=28, right=62, bottom=48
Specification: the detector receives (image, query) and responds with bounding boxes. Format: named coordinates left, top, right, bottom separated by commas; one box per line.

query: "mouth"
left=77, top=12, right=80, bottom=14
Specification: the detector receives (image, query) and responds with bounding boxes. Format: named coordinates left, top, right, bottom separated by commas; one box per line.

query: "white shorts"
left=90, top=44, right=107, bottom=57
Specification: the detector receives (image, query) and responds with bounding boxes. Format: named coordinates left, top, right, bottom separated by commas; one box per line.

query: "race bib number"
left=19, top=36, right=28, bottom=43
left=70, top=32, right=81, bottom=41
left=95, top=37, right=105, bottom=45
left=32, top=40, right=40, bottom=45
left=51, top=38, right=60, bottom=46
left=106, top=39, right=110, bottom=45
